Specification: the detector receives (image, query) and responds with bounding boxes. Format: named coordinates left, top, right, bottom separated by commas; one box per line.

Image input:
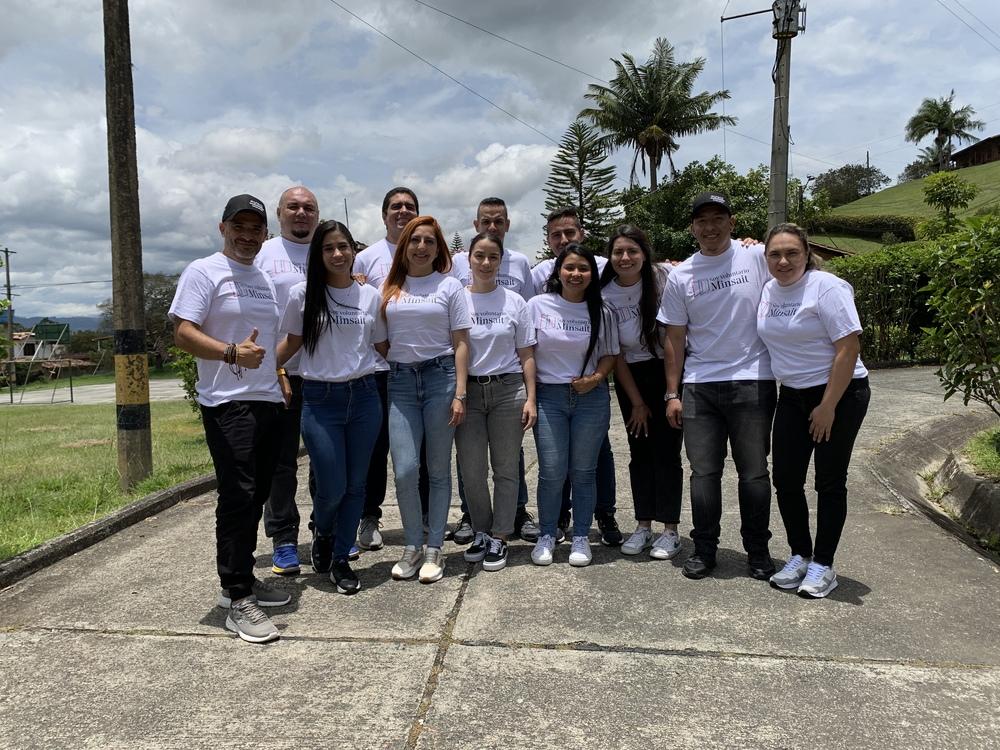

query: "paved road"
left=0, top=378, right=186, bottom=406
left=0, top=367, right=997, bottom=749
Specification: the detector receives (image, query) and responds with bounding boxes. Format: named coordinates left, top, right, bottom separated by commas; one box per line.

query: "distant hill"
left=831, top=160, right=1000, bottom=218
left=13, top=316, right=103, bottom=333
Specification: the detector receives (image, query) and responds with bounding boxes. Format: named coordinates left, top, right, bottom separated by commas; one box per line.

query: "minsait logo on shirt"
left=689, top=268, right=751, bottom=298
left=227, top=280, right=276, bottom=301
left=537, top=312, right=589, bottom=332
left=758, top=300, right=800, bottom=318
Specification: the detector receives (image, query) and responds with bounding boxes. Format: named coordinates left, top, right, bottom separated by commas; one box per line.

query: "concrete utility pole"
left=767, top=0, right=805, bottom=230
left=3, top=247, right=15, bottom=404
left=103, top=0, right=152, bottom=489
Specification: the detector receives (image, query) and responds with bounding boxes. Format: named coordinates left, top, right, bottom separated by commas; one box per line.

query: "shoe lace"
left=487, top=536, right=504, bottom=555
left=538, top=534, right=555, bottom=551
left=802, top=562, right=828, bottom=584
left=571, top=536, right=589, bottom=555
left=780, top=554, right=805, bottom=574
left=474, top=531, right=489, bottom=548
left=652, top=532, right=673, bottom=549
left=425, top=547, right=441, bottom=565
left=234, top=598, right=269, bottom=624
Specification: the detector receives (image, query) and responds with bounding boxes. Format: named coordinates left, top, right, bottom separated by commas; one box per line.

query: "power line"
left=324, top=0, right=559, bottom=145
left=411, top=0, right=609, bottom=83
left=950, top=0, right=1000, bottom=41
left=13, top=279, right=113, bottom=289
left=933, top=0, right=1000, bottom=54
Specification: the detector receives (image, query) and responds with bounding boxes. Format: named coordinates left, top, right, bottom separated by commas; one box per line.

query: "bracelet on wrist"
left=454, top=394, right=467, bottom=403
left=664, top=391, right=680, bottom=402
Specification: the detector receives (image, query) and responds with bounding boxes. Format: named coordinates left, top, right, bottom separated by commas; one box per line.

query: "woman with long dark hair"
left=757, top=223, right=870, bottom=599
left=527, top=243, right=619, bottom=567
left=381, top=216, right=471, bottom=584
left=277, top=220, right=386, bottom=595
left=600, top=225, right=684, bottom=560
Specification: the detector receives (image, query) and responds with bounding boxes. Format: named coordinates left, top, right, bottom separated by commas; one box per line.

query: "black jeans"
left=614, top=358, right=683, bottom=524
left=201, top=400, right=282, bottom=601
left=263, top=375, right=302, bottom=548
left=362, top=370, right=430, bottom=519
left=772, top=377, right=870, bottom=567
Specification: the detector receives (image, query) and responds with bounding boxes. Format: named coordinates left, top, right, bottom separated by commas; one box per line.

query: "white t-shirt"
left=384, top=272, right=473, bottom=363
left=531, top=255, right=609, bottom=296
left=354, top=238, right=396, bottom=290
left=450, top=250, right=534, bottom=301
left=464, top=287, right=536, bottom=376
left=657, top=240, right=773, bottom=383
left=255, top=236, right=308, bottom=374
left=601, top=270, right=670, bottom=363
left=280, top=281, right=387, bottom=383
left=168, top=252, right=282, bottom=406
left=527, top=293, right=620, bottom=384
left=757, top=270, right=869, bottom=389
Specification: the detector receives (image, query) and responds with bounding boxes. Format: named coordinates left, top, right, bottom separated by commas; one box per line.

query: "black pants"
left=772, top=377, right=870, bottom=567
left=201, top=400, right=282, bottom=601
left=363, top=370, right=430, bottom=519
left=614, top=358, right=683, bottom=523
left=263, top=375, right=302, bottom=548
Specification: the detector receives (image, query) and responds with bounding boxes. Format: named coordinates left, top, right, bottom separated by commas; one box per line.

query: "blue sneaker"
left=271, top=543, right=301, bottom=575
left=349, top=544, right=361, bottom=561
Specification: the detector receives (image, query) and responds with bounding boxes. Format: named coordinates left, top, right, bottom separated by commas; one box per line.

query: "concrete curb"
left=935, top=452, right=1000, bottom=544
left=868, top=410, right=1000, bottom=565
left=0, top=472, right=217, bottom=591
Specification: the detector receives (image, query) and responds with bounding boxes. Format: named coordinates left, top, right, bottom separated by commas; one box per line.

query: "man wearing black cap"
left=169, top=194, right=291, bottom=643
left=657, top=192, right=777, bottom=581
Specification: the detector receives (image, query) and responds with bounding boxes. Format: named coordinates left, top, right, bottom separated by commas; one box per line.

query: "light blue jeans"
left=300, top=376, right=382, bottom=560
left=534, top=381, right=611, bottom=538
left=388, top=355, right=457, bottom=549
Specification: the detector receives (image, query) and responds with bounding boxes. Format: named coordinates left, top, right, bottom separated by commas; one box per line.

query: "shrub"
left=923, top=217, right=1000, bottom=418
left=169, top=346, right=200, bottom=414
left=820, top=214, right=917, bottom=240
left=827, top=242, right=937, bottom=363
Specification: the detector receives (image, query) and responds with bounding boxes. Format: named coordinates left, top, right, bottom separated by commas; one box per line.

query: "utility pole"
left=3, top=247, right=15, bottom=404
left=344, top=197, right=350, bottom=229
left=767, top=0, right=806, bottom=230
left=103, top=0, right=152, bottom=489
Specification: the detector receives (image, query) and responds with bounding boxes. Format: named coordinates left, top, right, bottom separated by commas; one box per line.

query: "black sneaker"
left=331, top=559, right=361, bottom=595
left=482, top=537, right=508, bottom=572
left=514, top=509, right=540, bottom=543
left=682, top=553, right=717, bottom=580
left=747, top=553, right=776, bottom=581
left=452, top=513, right=475, bottom=545
left=464, top=531, right=490, bottom=562
left=556, top=513, right=570, bottom=544
left=596, top=512, right=623, bottom=547
left=311, top=532, right=333, bottom=574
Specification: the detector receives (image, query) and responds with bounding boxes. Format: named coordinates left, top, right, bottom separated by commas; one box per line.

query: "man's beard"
left=291, top=228, right=311, bottom=240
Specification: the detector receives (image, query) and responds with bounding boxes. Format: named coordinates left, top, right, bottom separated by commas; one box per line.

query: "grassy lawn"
left=965, top=426, right=1000, bottom=481
left=811, top=233, right=885, bottom=255
left=14, top=367, right=179, bottom=394
left=0, top=401, right=212, bottom=561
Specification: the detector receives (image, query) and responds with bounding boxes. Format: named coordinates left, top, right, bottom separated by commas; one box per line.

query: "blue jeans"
left=534, top=382, right=611, bottom=538
left=388, top=355, right=457, bottom=549
left=300, top=376, right=382, bottom=560
left=682, top=380, right=777, bottom=557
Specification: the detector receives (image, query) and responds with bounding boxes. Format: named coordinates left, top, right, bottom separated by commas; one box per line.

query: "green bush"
left=169, top=346, right=200, bottom=414
left=821, top=214, right=917, bottom=240
left=827, top=242, right=937, bottom=363
left=923, top=217, right=1000, bottom=418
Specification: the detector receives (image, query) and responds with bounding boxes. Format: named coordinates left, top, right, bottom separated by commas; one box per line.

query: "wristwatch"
left=454, top=394, right=467, bottom=402
left=663, top=391, right=680, bottom=402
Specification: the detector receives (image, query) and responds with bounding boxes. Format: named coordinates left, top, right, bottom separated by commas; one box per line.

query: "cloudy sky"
left=2, top=0, right=999, bottom=319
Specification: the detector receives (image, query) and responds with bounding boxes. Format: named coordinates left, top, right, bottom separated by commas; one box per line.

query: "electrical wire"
left=950, top=0, right=1000, bottom=40
left=932, top=0, right=1000, bottom=54
left=13, top=280, right=112, bottom=289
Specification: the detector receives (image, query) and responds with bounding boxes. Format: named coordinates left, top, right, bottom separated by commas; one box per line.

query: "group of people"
left=169, top=185, right=870, bottom=644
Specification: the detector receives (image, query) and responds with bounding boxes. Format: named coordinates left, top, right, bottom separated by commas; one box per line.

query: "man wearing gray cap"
left=658, top=192, right=777, bottom=581
left=169, top=194, right=291, bottom=644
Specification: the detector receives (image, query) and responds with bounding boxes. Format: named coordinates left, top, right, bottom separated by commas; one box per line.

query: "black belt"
left=472, top=372, right=520, bottom=384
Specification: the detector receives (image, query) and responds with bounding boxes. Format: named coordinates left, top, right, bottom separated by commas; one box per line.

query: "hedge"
left=820, top=214, right=918, bottom=241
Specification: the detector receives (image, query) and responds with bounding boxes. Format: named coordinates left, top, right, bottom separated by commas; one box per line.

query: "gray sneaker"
left=769, top=555, right=811, bottom=590
left=515, top=510, right=540, bottom=543
left=217, top=578, right=291, bottom=609
left=452, top=514, right=474, bottom=545
left=226, top=596, right=279, bottom=643
left=357, top=516, right=383, bottom=551
left=797, top=562, right=838, bottom=599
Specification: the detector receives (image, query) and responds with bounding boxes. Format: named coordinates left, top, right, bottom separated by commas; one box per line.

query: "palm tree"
left=904, top=90, right=984, bottom=172
left=579, top=37, right=736, bottom=190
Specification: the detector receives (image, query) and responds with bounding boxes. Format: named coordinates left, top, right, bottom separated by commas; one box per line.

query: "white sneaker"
left=531, top=535, right=556, bottom=566
left=649, top=530, right=682, bottom=560
left=769, top=554, right=811, bottom=590
left=621, top=527, right=654, bottom=556
left=568, top=536, right=592, bottom=567
left=419, top=547, right=445, bottom=583
left=797, top=562, right=838, bottom=598
left=391, top=545, right=423, bottom=580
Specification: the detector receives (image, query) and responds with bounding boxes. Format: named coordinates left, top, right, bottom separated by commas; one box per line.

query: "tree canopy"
left=904, top=90, right=984, bottom=172
left=812, top=163, right=890, bottom=207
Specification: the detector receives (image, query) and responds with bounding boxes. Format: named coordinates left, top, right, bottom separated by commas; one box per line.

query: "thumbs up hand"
left=236, top=328, right=266, bottom=369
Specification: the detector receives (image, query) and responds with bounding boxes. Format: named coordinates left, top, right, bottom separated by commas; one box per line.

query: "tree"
left=904, top=89, right=984, bottom=173
left=922, top=171, right=978, bottom=230
left=580, top=37, right=736, bottom=189
left=449, top=232, right=464, bottom=255
left=898, top=155, right=938, bottom=184
left=811, top=163, right=890, bottom=207
left=98, top=272, right=179, bottom=368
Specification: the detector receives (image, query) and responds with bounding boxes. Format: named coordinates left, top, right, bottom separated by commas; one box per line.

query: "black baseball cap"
left=691, top=192, right=733, bottom=218
left=222, top=194, right=268, bottom=224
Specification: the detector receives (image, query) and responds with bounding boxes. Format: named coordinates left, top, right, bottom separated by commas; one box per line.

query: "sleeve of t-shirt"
left=817, top=277, right=863, bottom=342
left=447, top=280, right=473, bottom=331
left=513, top=254, right=535, bottom=301
left=531, top=261, right=551, bottom=296
left=371, top=291, right=388, bottom=344
left=279, top=283, right=305, bottom=337
left=168, top=265, right=213, bottom=326
left=512, top=296, right=536, bottom=349
left=595, top=305, right=621, bottom=359
left=353, top=252, right=370, bottom=276
left=657, top=272, right=688, bottom=326
left=449, top=254, right=467, bottom=282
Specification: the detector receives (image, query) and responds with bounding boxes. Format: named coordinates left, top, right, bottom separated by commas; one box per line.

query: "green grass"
left=0, top=401, right=212, bottom=561
left=14, top=367, right=178, bottom=394
left=831, top=161, right=1000, bottom=218
left=964, top=426, right=1000, bottom=481
left=811, top=232, right=886, bottom=255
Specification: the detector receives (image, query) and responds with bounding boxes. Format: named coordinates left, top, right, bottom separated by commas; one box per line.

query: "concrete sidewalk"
left=1, top=367, right=997, bottom=749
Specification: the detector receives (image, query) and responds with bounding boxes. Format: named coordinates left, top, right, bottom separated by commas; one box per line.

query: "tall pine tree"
left=450, top=232, right=464, bottom=256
